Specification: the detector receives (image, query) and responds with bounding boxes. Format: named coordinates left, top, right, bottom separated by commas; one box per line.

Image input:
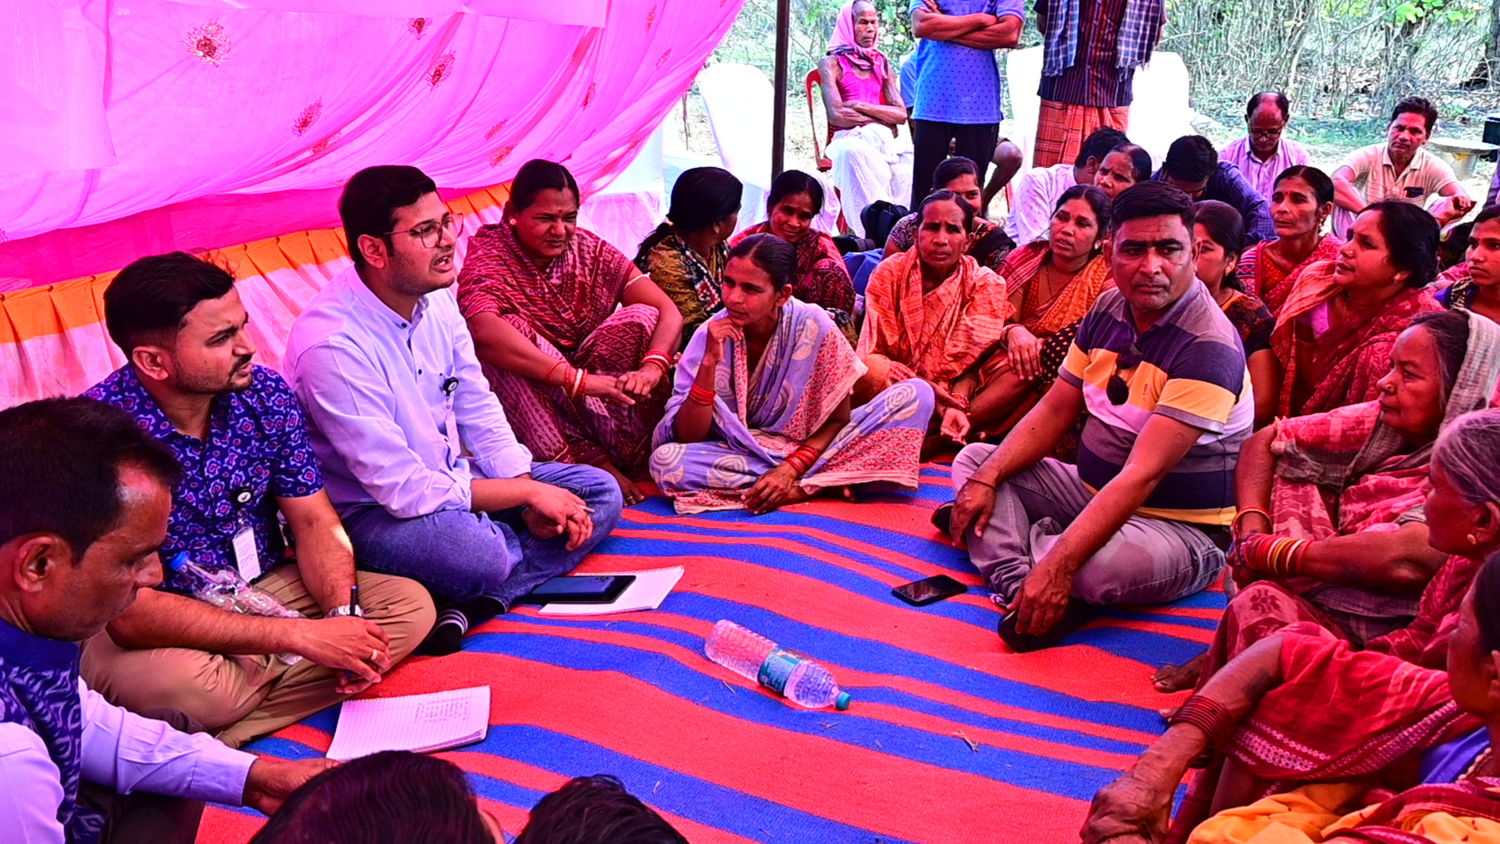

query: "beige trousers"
left=81, top=566, right=435, bottom=748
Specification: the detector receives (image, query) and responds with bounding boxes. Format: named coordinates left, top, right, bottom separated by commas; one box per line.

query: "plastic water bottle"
left=168, top=553, right=304, bottom=665
left=704, top=620, right=851, bottom=710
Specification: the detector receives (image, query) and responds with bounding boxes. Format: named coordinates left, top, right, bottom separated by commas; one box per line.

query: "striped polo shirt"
left=1058, top=282, right=1252, bottom=526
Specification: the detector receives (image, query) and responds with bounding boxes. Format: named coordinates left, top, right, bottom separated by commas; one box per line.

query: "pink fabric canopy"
left=0, top=0, right=743, bottom=288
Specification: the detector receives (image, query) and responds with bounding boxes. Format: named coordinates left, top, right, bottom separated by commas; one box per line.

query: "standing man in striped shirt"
left=948, top=182, right=1249, bottom=649
left=1032, top=0, right=1163, bottom=169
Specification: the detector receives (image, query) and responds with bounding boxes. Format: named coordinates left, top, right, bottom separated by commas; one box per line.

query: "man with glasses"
left=284, top=165, right=623, bottom=656
left=1219, top=91, right=1310, bottom=201
left=84, top=252, right=435, bottom=748
left=947, top=182, right=1251, bottom=650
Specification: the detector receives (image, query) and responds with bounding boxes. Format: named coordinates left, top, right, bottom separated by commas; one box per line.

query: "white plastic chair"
left=694, top=63, right=841, bottom=234
left=579, top=119, right=667, bottom=256
left=1004, top=47, right=1195, bottom=170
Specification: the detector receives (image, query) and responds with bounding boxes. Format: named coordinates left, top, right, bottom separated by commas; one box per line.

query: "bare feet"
left=599, top=462, right=647, bottom=505
left=1151, top=652, right=1207, bottom=693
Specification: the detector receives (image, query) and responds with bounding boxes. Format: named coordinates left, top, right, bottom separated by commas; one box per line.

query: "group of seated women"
left=1070, top=173, right=1500, bottom=839
left=428, top=140, right=1500, bottom=839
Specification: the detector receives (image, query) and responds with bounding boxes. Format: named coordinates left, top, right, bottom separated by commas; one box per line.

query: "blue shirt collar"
left=0, top=616, right=79, bottom=671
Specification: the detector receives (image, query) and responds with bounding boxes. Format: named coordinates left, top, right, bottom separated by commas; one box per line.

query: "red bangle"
left=1169, top=695, right=1238, bottom=751
left=642, top=352, right=672, bottom=373
left=569, top=368, right=587, bottom=399
left=545, top=360, right=567, bottom=388
left=688, top=383, right=716, bottom=406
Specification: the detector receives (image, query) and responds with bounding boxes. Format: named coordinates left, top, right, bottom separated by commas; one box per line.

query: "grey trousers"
left=952, top=444, right=1225, bottom=605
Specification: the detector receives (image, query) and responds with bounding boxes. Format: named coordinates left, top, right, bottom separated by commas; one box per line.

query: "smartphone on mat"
left=892, top=575, right=966, bottom=606
left=521, top=574, right=637, bottom=605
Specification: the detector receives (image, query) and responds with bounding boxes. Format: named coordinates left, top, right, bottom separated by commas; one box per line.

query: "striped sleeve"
left=1153, top=339, right=1245, bottom=432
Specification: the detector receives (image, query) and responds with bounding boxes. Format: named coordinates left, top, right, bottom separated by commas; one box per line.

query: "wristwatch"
left=328, top=603, right=365, bottom=618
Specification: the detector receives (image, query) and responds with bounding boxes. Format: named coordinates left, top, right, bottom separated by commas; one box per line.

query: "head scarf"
left=828, top=0, right=884, bottom=73
left=1278, top=310, right=1500, bottom=487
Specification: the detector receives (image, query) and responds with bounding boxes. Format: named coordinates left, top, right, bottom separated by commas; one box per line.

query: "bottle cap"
left=166, top=552, right=191, bottom=572
left=835, top=692, right=851, bottom=711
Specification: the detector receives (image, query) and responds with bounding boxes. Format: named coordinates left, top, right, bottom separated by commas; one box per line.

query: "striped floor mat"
left=199, top=464, right=1223, bottom=843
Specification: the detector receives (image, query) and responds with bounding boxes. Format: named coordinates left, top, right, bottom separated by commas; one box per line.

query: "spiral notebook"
left=325, top=685, right=491, bottom=761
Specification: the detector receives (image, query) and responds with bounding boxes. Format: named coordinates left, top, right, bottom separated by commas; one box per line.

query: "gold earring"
left=1469, top=533, right=1480, bottom=545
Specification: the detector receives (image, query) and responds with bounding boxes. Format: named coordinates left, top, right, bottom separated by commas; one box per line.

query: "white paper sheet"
left=325, top=685, right=490, bottom=761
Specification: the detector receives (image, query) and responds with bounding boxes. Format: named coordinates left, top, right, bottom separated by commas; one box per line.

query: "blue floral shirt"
left=86, top=365, right=323, bottom=594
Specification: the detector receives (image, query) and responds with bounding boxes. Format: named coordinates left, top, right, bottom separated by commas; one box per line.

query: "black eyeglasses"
left=1106, top=343, right=1143, bottom=405
left=382, top=212, right=463, bottom=248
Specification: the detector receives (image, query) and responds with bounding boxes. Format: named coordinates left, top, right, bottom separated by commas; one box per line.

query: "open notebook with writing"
left=326, top=685, right=490, bottom=761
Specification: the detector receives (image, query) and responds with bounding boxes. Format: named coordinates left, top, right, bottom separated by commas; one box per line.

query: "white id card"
left=232, top=527, right=261, bottom=582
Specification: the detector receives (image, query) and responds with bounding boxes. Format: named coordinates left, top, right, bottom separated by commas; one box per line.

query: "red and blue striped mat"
left=199, top=464, right=1222, bottom=842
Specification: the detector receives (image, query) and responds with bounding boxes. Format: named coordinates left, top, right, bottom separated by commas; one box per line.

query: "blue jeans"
left=342, top=462, right=624, bottom=609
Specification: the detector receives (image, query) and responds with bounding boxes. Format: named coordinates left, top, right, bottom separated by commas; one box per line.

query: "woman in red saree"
left=1234, top=166, right=1341, bottom=315
left=1272, top=200, right=1444, bottom=419
left=1151, top=311, right=1500, bottom=695
left=457, top=159, right=684, bottom=504
left=729, top=170, right=856, bottom=339
left=1083, top=409, right=1500, bottom=842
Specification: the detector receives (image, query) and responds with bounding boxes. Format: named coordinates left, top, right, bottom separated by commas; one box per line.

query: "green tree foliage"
left=713, top=0, right=1500, bottom=126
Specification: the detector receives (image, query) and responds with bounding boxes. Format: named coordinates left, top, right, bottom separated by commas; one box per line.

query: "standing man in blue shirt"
left=285, top=165, right=624, bottom=656
left=908, top=0, right=1025, bottom=209
left=84, top=253, right=435, bottom=749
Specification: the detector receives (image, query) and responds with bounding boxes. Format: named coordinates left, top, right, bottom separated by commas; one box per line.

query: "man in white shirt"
left=0, top=397, right=327, bottom=843
left=1004, top=126, right=1127, bottom=244
left=285, top=165, right=624, bottom=656
left=1332, top=95, right=1474, bottom=235
left=1219, top=91, right=1310, bottom=201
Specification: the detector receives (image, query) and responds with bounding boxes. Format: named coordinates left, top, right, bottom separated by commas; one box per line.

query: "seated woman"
left=1093, top=143, right=1152, bottom=200
left=458, top=159, right=684, bottom=504
left=947, top=184, right=1113, bottom=441
left=1152, top=310, right=1500, bottom=694
left=1193, top=201, right=1279, bottom=428
left=1234, top=165, right=1341, bottom=315
left=819, top=0, right=910, bottom=240
left=857, top=190, right=1011, bottom=432
left=1441, top=205, right=1500, bottom=326
left=731, top=170, right=857, bottom=337
left=1272, top=200, right=1444, bottom=419
left=1087, top=560, right=1500, bottom=844
left=650, top=234, right=932, bottom=514
left=883, top=156, right=1016, bottom=271
left=634, top=166, right=742, bottom=343
left=1084, top=410, right=1500, bottom=844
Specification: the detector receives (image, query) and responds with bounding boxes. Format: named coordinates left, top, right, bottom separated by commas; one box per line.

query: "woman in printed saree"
left=634, top=166, right=743, bottom=343
left=1150, top=311, right=1500, bottom=696
left=1084, top=478, right=1500, bottom=844
left=729, top=170, right=857, bottom=337
left=1194, top=201, right=1279, bottom=428
left=650, top=234, right=932, bottom=514
left=857, top=190, right=1011, bottom=433
left=1084, top=549, right=1500, bottom=844
left=943, top=184, right=1112, bottom=441
left=883, top=156, right=1016, bottom=271
left=1272, top=200, right=1444, bottom=419
left=1234, top=166, right=1342, bottom=315
left=458, top=159, right=684, bottom=504
left=1441, top=206, right=1500, bottom=327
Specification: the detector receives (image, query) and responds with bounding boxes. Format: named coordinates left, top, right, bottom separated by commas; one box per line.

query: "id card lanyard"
left=229, top=485, right=261, bottom=583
